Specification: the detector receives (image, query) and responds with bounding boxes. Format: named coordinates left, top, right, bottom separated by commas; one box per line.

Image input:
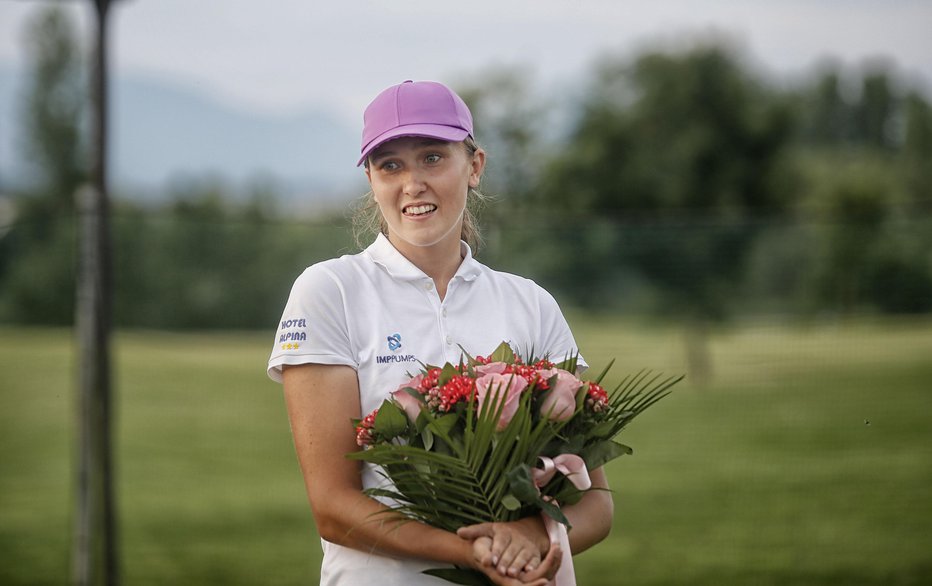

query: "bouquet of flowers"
left=349, top=342, right=680, bottom=585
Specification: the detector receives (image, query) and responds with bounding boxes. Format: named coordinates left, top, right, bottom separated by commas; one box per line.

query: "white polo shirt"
left=267, top=233, right=585, bottom=585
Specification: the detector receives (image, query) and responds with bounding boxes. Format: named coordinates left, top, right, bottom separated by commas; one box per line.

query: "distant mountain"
left=0, top=65, right=365, bottom=203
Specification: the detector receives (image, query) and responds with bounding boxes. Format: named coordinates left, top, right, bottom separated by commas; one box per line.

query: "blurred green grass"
left=1, top=317, right=931, bottom=585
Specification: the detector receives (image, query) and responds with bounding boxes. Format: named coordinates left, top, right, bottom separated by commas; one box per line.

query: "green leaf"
left=501, top=494, right=521, bottom=511
left=429, top=413, right=459, bottom=437
left=506, top=462, right=571, bottom=528
left=582, top=440, right=633, bottom=469
left=588, top=419, right=619, bottom=439
left=546, top=433, right=585, bottom=457
left=428, top=413, right=462, bottom=456
left=373, top=399, right=408, bottom=438
left=438, top=362, right=458, bottom=387
left=540, top=498, right=570, bottom=529
left=506, top=464, right=539, bottom=503
left=554, top=352, right=579, bottom=373
left=415, top=409, right=430, bottom=433
left=554, top=484, right=585, bottom=507
left=363, top=487, right=407, bottom=501
left=590, top=358, right=615, bottom=384
left=489, top=341, right=515, bottom=364
left=421, top=427, right=434, bottom=451
left=422, top=568, right=493, bottom=585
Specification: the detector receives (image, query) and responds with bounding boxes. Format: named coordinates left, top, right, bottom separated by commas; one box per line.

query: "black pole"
left=74, top=0, right=117, bottom=584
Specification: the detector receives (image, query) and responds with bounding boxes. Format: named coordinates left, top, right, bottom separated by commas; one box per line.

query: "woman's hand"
left=469, top=537, right=559, bottom=586
left=458, top=517, right=553, bottom=580
left=470, top=536, right=562, bottom=585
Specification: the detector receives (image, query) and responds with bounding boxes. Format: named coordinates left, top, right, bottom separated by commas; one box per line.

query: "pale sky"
left=1, top=0, right=931, bottom=126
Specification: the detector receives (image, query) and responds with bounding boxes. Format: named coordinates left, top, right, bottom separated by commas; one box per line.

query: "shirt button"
left=445, top=335, right=453, bottom=345
left=441, top=308, right=448, bottom=317
left=423, top=281, right=433, bottom=290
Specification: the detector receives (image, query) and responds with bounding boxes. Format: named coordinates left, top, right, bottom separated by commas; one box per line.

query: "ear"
left=468, top=147, right=486, bottom=189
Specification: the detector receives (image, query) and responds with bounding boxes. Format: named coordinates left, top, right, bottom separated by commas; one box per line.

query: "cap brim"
left=357, top=124, right=470, bottom=166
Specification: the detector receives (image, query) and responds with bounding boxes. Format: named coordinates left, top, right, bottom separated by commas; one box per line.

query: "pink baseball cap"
left=357, top=80, right=473, bottom=166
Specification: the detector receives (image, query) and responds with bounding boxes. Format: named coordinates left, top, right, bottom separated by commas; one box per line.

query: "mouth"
left=403, top=203, right=437, bottom=217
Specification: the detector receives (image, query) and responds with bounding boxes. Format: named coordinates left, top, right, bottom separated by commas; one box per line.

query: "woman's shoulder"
left=475, top=262, right=559, bottom=303
left=290, top=249, right=371, bottom=290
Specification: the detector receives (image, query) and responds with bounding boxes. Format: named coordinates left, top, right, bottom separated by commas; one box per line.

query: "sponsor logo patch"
left=279, top=317, right=307, bottom=350
left=377, top=332, right=415, bottom=364
left=387, top=333, right=402, bottom=352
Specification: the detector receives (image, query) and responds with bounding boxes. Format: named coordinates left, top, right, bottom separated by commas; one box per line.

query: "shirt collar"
left=365, top=233, right=482, bottom=283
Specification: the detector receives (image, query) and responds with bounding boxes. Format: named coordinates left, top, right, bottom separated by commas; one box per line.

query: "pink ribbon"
left=532, top=455, right=592, bottom=492
left=533, top=455, right=591, bottom=586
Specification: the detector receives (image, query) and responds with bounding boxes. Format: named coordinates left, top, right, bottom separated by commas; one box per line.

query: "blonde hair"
left=352, top=137, right=487, bottom=251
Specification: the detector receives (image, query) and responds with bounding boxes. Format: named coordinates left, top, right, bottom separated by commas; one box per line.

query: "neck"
left=388, top=234, right=463, bottom=300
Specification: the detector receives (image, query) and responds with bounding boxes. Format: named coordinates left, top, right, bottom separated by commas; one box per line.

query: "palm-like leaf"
left=349, top=382, right=562, bottom=531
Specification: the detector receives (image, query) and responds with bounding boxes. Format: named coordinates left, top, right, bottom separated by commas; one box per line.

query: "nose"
left=402, top=169, right=427, bottom=197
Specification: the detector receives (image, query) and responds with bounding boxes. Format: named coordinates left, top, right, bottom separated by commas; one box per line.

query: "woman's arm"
left=563, top=466, right=613, bottom=553
left=282, top=363, right=555, bottom=585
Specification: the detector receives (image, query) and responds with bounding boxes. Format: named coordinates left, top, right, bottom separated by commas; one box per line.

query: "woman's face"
left=366, top=137, right=484, bottom=258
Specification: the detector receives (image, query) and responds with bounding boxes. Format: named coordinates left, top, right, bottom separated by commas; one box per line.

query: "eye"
left=379, top=160, right=400, bottom=172
left=425, top=153, right=442, bottom=164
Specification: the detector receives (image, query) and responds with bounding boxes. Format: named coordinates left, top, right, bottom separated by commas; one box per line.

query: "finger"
left=472, top=536, right=494, bottom=567
left=508, top=547, right=540, bottom=578
left=490, top=530, right=512, bottom=567
left=496, top=540, right=522, bottom=576
left=481, top=565, right=546, bottom=586
left=521, top=543, right=562, bottom=581
left=457, top=522, right=496, bottom=540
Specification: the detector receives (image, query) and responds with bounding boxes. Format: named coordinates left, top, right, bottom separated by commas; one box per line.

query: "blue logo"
left=387, top=333, right=402, bottom=352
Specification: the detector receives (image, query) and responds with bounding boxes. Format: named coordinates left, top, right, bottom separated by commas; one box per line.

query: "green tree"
left=109, top=176, right=355, bottom=330
left=455, top=70, right=559, bottom=275
left=799, top=69, right=852, bottom=145
left=536, top=45, right=795, bottom=381
left=853, top=71, right=896, bottom=150
left=902, top=91, right=932, bottom=208
left=0, top=7, right=85, bottom=324
left=811, top=172, right=888, bottom=312
left=792, top=72, right=932, bottom=316
left=20, top=6, right=86, bottom=208
left=457, top=69, right=546, bottom=205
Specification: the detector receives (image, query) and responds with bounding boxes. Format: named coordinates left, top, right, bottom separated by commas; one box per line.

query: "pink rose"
left=474, top=373, right=529, bottom=431
left=537, top=368, right=582, bottom=421
left=405, top=373, right=425, bottom=392
left=475, top=362, right=508, bottom=376
left=392, top=380, right=424, bottom=423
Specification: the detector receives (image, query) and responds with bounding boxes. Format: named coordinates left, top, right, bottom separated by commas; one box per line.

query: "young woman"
left=268, top=80, right=614, bottom=585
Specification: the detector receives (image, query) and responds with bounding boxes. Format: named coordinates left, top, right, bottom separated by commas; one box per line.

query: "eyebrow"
left=370, top=139, right=451, bottom=162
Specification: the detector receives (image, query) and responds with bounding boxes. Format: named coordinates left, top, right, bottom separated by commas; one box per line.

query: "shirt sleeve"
left=535, top=285, right=588, bottom=373
left=267, top=263, right=357, bottom=383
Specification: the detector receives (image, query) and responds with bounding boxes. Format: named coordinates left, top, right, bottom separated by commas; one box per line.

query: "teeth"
left=405, top=204, right=436, bottom=215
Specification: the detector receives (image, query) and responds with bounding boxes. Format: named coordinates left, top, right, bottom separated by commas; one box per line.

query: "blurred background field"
left=2, top=318, right=930, bottom=585
left=2, top=2, right=932, bottom=585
